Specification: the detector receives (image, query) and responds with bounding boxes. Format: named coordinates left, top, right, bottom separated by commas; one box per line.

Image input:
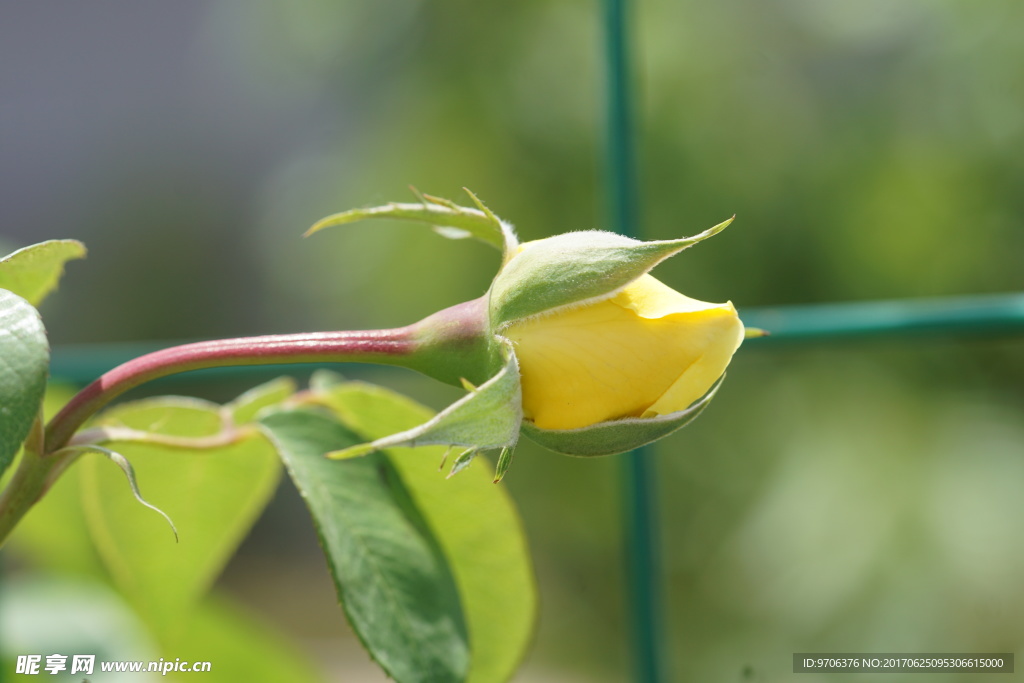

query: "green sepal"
left=493, top=447, right=514, bottom=483
left=520, top=377, right=724, bottom=457
left=488, top=218, right=733, bottom=329
left=0, top=239, right=86, bottom=307
left=306, top=189, right=518, bottom=257
left=58, top=444, right=178, bottom=541
left=327, top=342, right=522, bottom=473
left=447, top=449, right=479, bottom=478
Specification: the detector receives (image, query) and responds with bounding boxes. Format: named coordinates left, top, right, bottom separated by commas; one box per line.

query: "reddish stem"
left=44, top=328, right=418, bottom=454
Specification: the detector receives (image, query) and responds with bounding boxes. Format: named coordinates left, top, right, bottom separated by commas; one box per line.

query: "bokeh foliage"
left=2, top=0, right=1023, bottom=680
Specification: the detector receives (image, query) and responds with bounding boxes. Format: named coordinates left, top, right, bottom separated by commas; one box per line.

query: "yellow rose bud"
left=505, top=274, right=744, bottom=430
left=309, top=191, right=749, bottom=474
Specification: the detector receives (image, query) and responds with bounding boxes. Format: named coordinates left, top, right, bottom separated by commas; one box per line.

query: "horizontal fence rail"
left=49, top=293, right=1024, bottom=384
left=743, top=292, right=1024, bottom=343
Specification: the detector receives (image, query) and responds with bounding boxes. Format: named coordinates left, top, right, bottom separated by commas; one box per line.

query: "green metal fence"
left=602, top=0, right=1024, bottom=681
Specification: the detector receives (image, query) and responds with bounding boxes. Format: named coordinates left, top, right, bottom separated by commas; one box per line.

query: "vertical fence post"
left=602, top=1, right=668, bottom=682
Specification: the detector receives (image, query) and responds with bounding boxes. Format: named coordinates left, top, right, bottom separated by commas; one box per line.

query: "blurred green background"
left=2, top=0, right=1023, bottom=681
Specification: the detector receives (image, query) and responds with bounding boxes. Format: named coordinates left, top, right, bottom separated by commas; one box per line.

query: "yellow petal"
left=640, top=307, right=744, bottom=418
left=612, top=274, right=723, bottom=318
left=505, top=275, right=744, bottom=430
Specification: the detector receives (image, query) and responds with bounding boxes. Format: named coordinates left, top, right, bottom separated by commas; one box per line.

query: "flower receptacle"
left=406, top=295, right=499, bottom=389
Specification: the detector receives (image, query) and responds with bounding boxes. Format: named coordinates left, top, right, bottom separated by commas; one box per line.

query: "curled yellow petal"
left=505, top=275, right=744, bottom=430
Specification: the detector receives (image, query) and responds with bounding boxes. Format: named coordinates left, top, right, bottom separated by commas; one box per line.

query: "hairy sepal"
left=489, top=218, right=733, bottom=329
left=327, top=341, right=522, bottom=474
left=306, top=189, right=518, bottom=258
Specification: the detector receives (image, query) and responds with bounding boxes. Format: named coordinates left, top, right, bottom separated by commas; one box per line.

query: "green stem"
left=0, top=447, right=76, bottom=546
left=43, top=296, right=491, bottom=455
left=2, top=327, right=421, bottom=547
left=0, top=296, right=492, bottom=547
left=43, top=329, right=421, bottom=455
left=3, top=329, right=420, bottom=547
left=4, top=327, right=419, bottom=547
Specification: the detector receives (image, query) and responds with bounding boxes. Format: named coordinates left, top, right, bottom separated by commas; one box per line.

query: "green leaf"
left=312, top=378, right=537, bottom=683
left=520, top=377, right=723, bottom=456
left=0, top=289, right=49, bottom=477
left=306, top=190, right=518, bottom=256
left=308, top=367, right=346, bottom=392
left=259, top=408, right=469, bottom=683
left=0, top=240, right=86, bottom=307
left=488, top=219, right=732, bottom=328
left=227, top=376, right=297, bottom=424
left=327, top=342, right=522, bottom=468
left=79, top=397, right=281, bottom=633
